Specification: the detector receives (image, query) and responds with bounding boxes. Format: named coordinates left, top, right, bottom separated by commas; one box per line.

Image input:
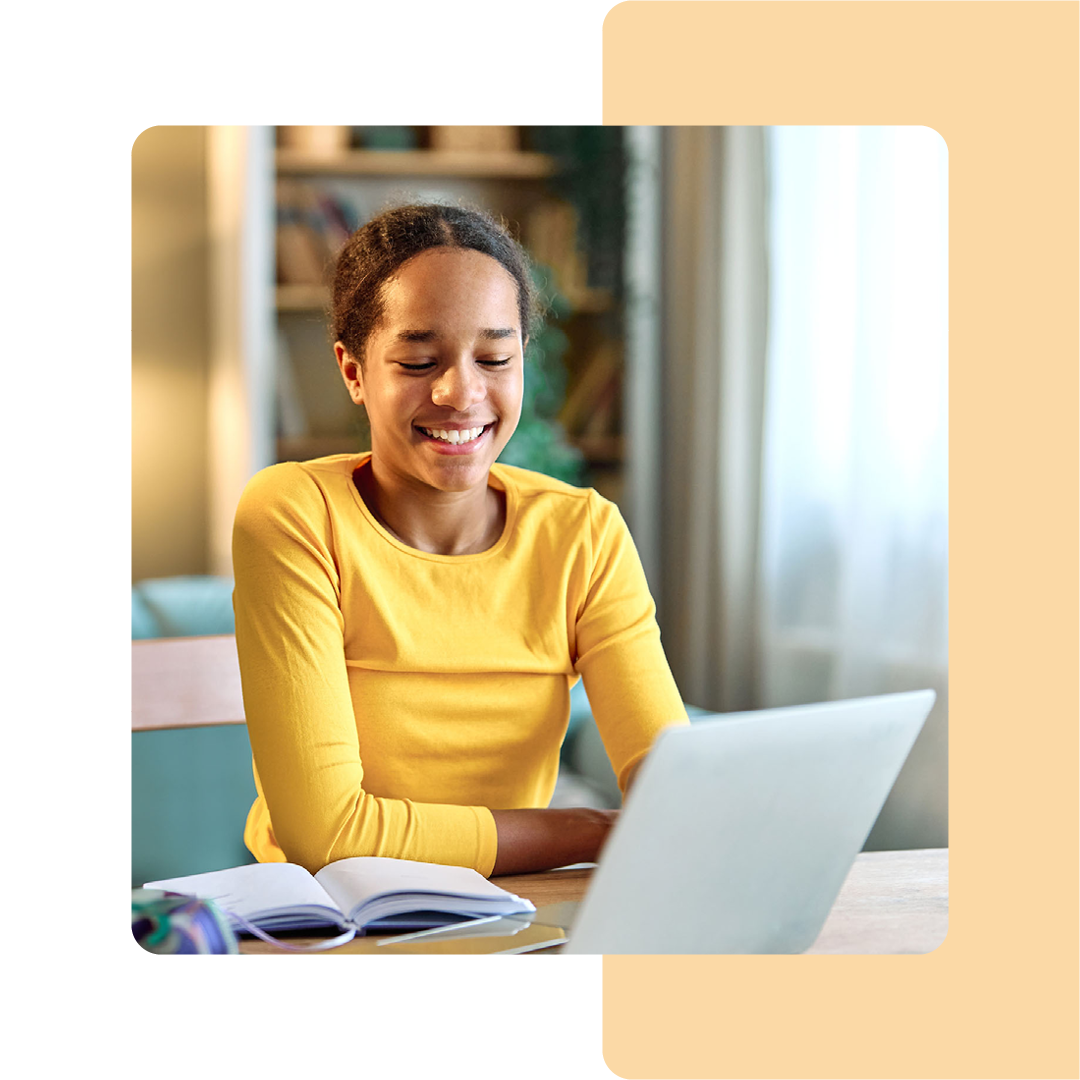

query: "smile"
left=417, top=424, right=492, bottom=446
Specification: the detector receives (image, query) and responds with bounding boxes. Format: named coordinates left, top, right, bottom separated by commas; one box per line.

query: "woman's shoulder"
left=493, top=462, right=601, bottom=506
left=237, top=454, right=364, bottom=519
left=493, top=464, right=623, bottom=537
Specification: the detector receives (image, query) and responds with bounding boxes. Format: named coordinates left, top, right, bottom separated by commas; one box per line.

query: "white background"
left=4, top=2, right=636, bottom=1078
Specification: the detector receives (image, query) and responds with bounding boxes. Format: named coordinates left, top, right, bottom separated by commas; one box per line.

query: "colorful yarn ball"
left=132, top=888, right=239, bottom=955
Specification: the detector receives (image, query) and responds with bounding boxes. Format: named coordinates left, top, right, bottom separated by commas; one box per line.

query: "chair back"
left=132, top=634, right=256, bottom=885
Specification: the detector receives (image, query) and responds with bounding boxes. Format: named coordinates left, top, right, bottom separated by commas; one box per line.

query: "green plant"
left=498, top=265, right=585, bottom=486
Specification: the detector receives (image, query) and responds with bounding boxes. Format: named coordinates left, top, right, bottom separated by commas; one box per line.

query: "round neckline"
left=345, top=452, right=516, bottom=562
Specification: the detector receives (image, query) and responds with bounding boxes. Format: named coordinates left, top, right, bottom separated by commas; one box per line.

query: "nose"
left=430, top=361, right=485, bottom=411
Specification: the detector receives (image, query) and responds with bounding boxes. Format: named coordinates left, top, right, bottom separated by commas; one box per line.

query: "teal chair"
left=132, top=577, right=256, bottom=887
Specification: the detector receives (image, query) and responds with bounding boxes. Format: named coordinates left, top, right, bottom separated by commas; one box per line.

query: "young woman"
left=233, top=203, right=687, bottom=878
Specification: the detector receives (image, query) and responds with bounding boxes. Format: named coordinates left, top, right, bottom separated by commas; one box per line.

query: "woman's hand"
left=489, top=807, right=619, bottom=876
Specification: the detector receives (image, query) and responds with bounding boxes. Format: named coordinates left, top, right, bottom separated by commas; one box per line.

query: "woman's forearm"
left=489, top=807, right=619, bottom=876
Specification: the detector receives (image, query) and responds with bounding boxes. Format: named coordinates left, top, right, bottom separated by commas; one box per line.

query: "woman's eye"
left=396, top=358, right=510, bottom=372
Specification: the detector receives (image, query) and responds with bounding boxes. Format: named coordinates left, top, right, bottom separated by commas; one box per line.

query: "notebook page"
left=144, top=863, right=345, bottom=925
left=314, top=856, right=534, bottom=921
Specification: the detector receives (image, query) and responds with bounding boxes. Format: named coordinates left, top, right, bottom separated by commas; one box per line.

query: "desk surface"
left=805, top=847, right=948, bottom=954
left=237, top=847, right=947, bottom=955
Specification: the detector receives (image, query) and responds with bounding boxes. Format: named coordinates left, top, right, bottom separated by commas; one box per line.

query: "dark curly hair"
left=331, top=203, right=539, bottom=364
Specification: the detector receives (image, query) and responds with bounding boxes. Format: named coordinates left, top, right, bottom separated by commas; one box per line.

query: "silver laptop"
left=560, top=689, right=935, bottom=954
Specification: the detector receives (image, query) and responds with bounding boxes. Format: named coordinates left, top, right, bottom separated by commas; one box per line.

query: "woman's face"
left=336, top=247, right=525, bottom=495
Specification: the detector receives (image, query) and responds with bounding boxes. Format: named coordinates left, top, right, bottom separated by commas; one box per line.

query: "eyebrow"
left=394, top=327, right=518, bottom=343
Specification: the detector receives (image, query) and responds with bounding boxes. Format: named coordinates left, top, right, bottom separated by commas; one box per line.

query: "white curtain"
left=759, top=128, right=948, bottom=849
left=760, top=127, right=948, bottom=710
left=658, top=126, right=948, bottom=848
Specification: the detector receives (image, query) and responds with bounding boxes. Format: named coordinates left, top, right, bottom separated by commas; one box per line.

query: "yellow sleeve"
left=574, top=493, right=689, bottom=792
left=232, top=465, right=498, bottom=875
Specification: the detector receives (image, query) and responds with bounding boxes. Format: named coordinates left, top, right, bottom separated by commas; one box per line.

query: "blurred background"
left=132, top=125, right=947, bottom=881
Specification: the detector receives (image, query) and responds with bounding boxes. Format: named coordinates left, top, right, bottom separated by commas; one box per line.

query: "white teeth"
left=423, top=425, right=486, bottom=444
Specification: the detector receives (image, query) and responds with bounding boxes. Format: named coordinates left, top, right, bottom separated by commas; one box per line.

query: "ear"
left=335, top=342, right=365, bottom=405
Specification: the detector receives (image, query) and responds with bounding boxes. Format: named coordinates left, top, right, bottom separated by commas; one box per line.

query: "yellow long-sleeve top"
left=233, top=453, right=688, bottom=877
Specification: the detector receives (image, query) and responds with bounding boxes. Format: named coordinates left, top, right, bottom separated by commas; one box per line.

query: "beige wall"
left=132, top=126, right=210, bottom=581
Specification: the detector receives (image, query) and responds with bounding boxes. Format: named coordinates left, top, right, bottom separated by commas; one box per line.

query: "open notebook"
left=145, top=855, right=536, bottom=949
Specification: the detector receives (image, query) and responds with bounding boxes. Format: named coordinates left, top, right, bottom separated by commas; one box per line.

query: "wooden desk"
left=237, top=848, right=946, bottom=955
left=805, top=847, right=948, bottom=954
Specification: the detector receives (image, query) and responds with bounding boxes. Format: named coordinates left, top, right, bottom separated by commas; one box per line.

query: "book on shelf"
left=429, top=125, right=519, bottom=152
left=275, top=180, right=359, bottom=285
left=277, top=126, right=352, bottom=154
left=144, top=856, right=536, bottom=947
left=276, top=184, right=329, bottom=285
left=525, top=198, right=591, bottom=302
left=559, top=340, right=622, bottom=436
left=580, top=372, right=622, bottom=438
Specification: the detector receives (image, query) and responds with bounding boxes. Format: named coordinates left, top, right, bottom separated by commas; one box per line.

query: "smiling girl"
left=233, top=203, right=687, bottom=877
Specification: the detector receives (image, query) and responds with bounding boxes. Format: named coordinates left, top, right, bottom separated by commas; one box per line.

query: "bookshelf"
left=275, top=282, right=613, bottom=315
left=277, top=148, right=558, bottom=179
left=272, top=127, right=628, bottom=504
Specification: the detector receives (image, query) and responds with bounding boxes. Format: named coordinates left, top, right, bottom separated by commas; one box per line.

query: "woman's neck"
left=354, top=458, right=505, bottom=556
